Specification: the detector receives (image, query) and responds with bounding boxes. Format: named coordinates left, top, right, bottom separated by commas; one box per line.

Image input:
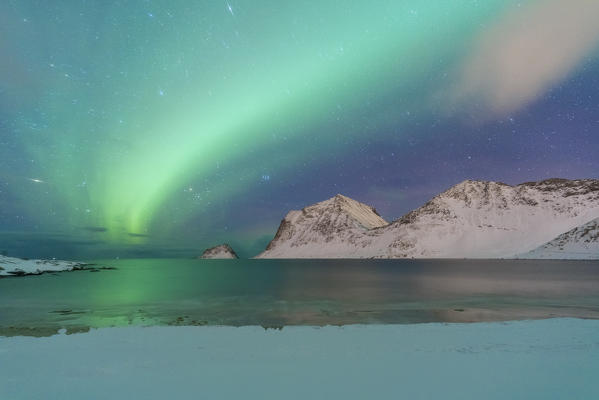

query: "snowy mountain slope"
left=200, top=244, right=239, bottom=259
left=257, top=179, right=599, bottom=259
left=517, top=217, right=599, bottom=259
left=0, top=255, right=87, bottom=277
left=373, top=179, right=599, bottom=258
left=257, top=194, right=388, bottom=258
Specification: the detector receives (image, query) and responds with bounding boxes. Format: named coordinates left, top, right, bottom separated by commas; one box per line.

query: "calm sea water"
left=1, top=259, right=598, bottom=336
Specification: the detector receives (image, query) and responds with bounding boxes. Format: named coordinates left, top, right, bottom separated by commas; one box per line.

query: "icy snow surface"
left=1, top=319, right=598, bottom=399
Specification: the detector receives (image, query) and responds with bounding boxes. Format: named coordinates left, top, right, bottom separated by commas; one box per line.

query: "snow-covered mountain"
left=257, top=194, right=388, bottom=258
left=199, top=244, right=239, bottom=259
left=0, top=255, right=87, bottom=277
left=517, top=217, right=599, bottom=259
left=257, top=179, right=599, bottom=259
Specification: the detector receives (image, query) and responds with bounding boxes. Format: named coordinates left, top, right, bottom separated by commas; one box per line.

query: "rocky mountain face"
left=258, top=194, right=388, bottom=258
left=200, top=244, right=239, bottom=259
left=518, top=217, right=599, bottom=259
left=257, top=179, right=599, bottom=259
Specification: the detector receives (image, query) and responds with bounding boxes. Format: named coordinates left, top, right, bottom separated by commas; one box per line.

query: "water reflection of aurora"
left=1, top=259, right=599, bottom=335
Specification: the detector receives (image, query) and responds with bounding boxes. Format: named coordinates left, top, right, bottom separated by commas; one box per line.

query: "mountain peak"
left=258, top=194, right=387, bottom=257
left=318, top=194, right=387, bottom=229
left=444, top=179, right=514, bottom=193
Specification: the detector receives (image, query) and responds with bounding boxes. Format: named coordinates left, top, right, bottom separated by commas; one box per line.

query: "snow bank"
left=1, top=318, right=598, bottom=399
left=0, top=255, right=87, bottom=277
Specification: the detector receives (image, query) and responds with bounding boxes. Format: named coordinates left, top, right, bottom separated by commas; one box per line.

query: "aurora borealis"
left=1, top=0, right=599, bottom=258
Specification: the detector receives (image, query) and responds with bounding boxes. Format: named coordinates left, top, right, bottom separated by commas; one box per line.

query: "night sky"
left=1, top=0, right=599, bottom=259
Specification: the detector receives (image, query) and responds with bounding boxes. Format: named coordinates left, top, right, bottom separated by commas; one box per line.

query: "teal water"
left=1, top=259, right=598, bottom=335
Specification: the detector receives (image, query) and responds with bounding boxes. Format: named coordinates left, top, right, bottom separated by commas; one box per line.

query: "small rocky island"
left=199, top=244, right=239, bottom=259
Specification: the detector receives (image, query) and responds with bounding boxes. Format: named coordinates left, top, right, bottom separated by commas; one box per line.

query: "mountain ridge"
left=257, top=178, right=599, bottom=259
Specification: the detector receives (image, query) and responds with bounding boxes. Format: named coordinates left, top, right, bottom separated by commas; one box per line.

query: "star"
left=226, top=2, right=234, bottom=16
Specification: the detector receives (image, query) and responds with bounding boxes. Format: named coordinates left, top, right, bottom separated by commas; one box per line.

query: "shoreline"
left=3, top=312, right=599, bottom=338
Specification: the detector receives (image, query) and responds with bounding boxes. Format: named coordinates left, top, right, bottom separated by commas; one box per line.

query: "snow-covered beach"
left=1, top=318, right=598, bottom=399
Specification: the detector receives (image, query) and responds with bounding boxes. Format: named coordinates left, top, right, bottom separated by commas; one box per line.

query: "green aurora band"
left=2, top=0, right=521, bottom=246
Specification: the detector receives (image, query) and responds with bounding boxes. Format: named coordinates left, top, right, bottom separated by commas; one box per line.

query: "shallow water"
left=1, top=258, right=598, bottom=335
